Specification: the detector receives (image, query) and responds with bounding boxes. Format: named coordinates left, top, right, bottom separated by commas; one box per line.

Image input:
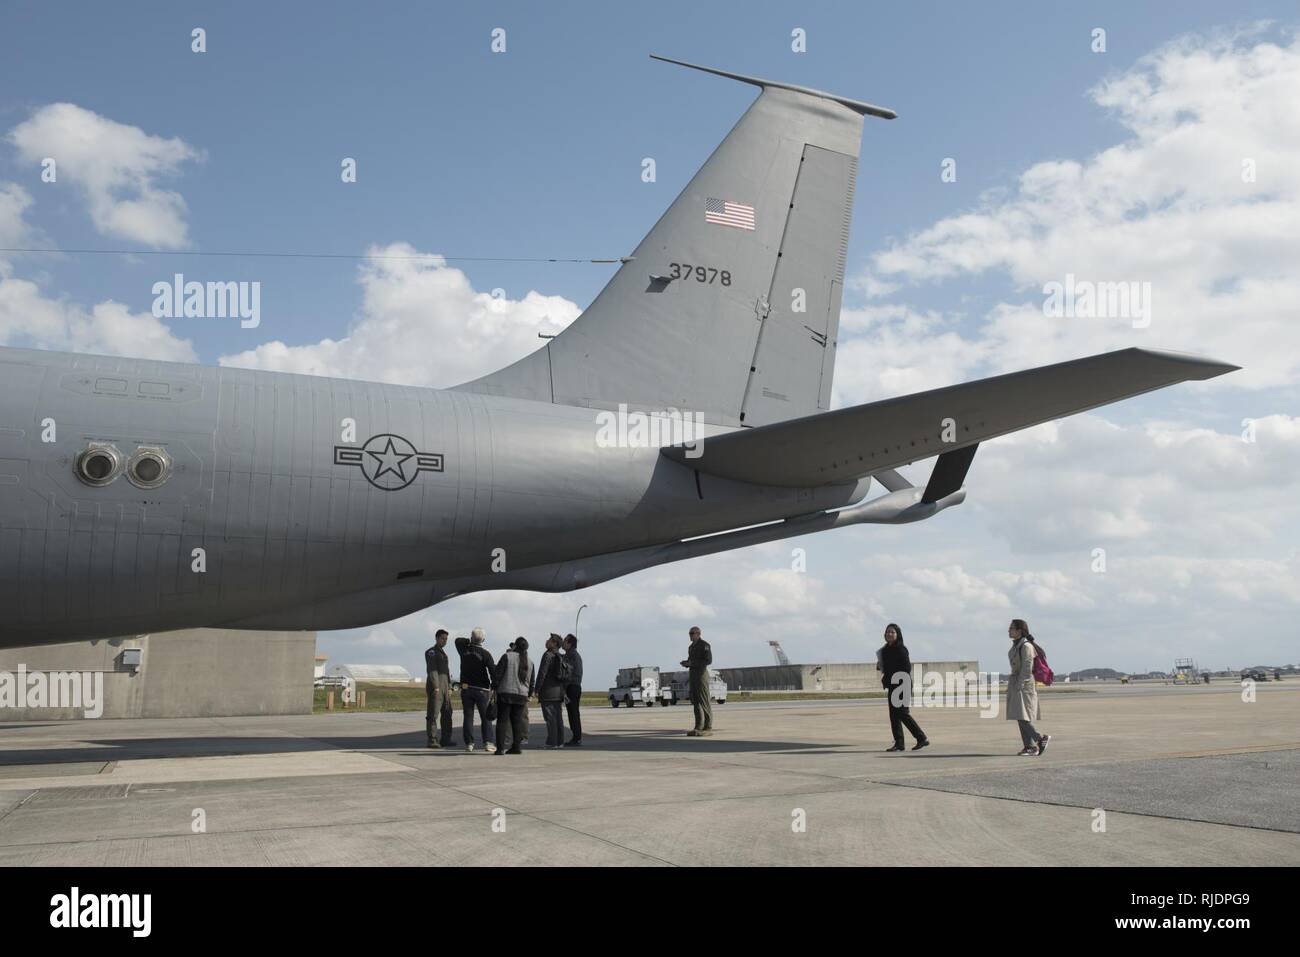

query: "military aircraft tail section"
left=455, top=55, right=895, bottom=427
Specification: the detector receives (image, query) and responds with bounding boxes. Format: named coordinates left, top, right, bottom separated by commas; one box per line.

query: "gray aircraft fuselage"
left=0, top=58, right=1237, bottom=647
left=0, top=346, right=864, bottom=646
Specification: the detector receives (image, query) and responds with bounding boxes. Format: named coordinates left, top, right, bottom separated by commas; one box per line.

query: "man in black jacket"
left=880, top=623, right=929, bottom=751
left=561, top=633, right=583, bottom=746
left=680, top=626, right=713, bottom=736
left=455, top=628, right=497, bottom=752
left=424, top=629, right=453, bottom=748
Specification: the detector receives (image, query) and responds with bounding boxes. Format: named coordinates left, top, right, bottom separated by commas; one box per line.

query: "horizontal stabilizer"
left=663, top=348, right=1238, bottom=487
left=647, top=54, right=898, bottom=119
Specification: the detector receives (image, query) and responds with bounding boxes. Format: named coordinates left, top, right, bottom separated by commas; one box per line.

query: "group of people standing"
left=423, top=627, right=584, bottom=753
left=876, top=618, right=1052, bottom=756
left=426, top=618, right=1049, bottom=757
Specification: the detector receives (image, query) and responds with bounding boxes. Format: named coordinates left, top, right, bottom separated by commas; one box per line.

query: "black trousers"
left=495, top=698, right=528, bottom=752
left=564, top=683, right=582, bottom=741
left=887, top=699, right=926, bottom=746
left=461, top=685, right=494, bottom=746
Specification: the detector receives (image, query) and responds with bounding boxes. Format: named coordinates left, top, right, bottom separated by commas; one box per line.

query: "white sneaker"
left=485, top=742, right=498, bottom=753
left=465, top=742, right=475, bottom=752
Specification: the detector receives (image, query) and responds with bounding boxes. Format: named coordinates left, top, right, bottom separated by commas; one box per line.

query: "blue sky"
left=2, top=0, right=1288, bottom=360
left=2, top=2, right=1298, bottom=686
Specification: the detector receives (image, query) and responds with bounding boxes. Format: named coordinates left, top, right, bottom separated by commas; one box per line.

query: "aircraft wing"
left=662, top=348, right=1239, bottom=487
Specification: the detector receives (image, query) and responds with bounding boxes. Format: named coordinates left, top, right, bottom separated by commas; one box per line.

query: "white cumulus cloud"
left=359, top=627, right=403, bottom=648
left=851, top=28, right=1300, bottom=393
left=0, top=182, right=34, bottom=254
left=660, top=593, right=716, bottom=620
left=8, top=103, right=201, bottom=248
left=0, top=274, right=196, bottom=361
left=218, top=243, right=581, bottom=388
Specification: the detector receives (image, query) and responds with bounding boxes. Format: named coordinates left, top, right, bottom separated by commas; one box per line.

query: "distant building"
left=314, top=654, right=329, bottom=680
left=0, top=629, right=316, bottom=719
left=716, top=660, right=978, bottom=693
left=330, top=664, right=413, bottom=683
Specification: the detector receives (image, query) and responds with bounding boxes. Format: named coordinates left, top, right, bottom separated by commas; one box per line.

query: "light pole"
left=574, top=603, right=588, bottom=637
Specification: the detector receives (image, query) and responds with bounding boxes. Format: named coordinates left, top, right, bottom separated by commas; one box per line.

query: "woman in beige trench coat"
left=1007, top=619, right=1050, bottom=755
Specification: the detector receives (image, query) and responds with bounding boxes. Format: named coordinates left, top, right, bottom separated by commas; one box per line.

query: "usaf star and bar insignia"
left=333, top=433, right=445, bottom=491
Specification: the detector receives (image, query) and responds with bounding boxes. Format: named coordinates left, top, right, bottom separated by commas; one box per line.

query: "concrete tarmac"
left=0, top=682, right=1297, bottom=866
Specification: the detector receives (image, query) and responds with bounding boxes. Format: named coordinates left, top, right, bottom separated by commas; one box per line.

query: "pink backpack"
left=1030, top=641, right=1054, bottom=686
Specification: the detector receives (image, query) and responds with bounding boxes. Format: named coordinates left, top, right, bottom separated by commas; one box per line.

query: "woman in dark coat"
left=879, top=623, right=929, bottom=752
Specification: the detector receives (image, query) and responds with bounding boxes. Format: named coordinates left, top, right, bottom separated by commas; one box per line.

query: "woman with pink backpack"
left=1007, top=619, right=1052, bottom=756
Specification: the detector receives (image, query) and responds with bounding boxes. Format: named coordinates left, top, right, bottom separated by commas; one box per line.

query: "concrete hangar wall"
left=0, top=629, right=316, bottom=719
left=717, top=660, right=979, bottom=692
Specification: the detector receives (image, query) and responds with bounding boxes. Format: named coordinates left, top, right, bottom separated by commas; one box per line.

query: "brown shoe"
left=698, top=729, right=713, bottom=737
left=686, top=729, right=700, bottom=736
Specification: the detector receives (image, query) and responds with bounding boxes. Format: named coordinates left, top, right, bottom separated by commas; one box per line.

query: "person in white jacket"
left=1006, top=619, right=1050, bottom=755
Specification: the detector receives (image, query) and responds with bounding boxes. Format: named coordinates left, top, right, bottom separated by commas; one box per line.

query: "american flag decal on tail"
left=705, top=197, right=756, bottom=230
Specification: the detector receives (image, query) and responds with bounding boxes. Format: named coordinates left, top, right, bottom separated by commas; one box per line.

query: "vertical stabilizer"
left=456, top=56, right=894, bottom=427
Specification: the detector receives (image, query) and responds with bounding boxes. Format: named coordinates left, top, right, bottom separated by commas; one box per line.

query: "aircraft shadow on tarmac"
left=0, top=735, right=365, bottom=767
left=396, top=734, right=841, bottom=757
left=0, top=723, right=61, bottom=731
left=0, top=729, right=842, bottom=767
